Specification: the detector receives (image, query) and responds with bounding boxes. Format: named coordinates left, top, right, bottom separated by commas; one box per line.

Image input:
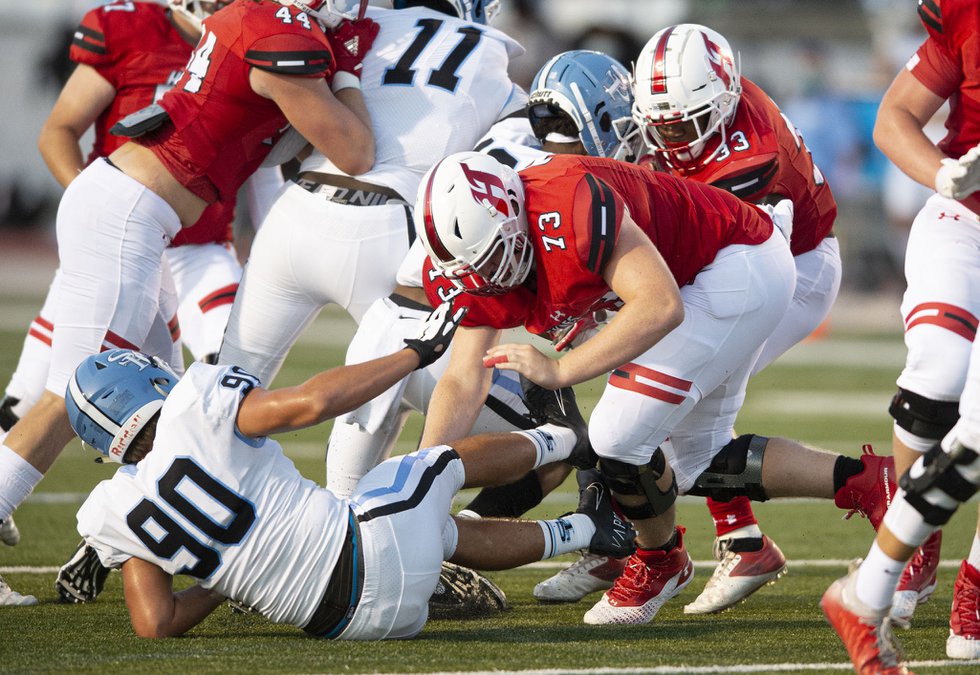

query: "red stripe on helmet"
left=422, top=159, right=455, bottom=264
left=650, top=26, right=676, bottom=94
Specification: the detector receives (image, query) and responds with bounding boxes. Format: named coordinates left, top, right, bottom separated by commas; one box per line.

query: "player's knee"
left=900, top=440, right=980, bottom=526
left=598, top=449, right=677, bottom=520
left=889, top=387, right=959, bottom=442
left=686, top=434, right=770, bottom=502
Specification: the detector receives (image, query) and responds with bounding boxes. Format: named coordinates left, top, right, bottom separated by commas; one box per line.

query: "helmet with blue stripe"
left=65, top=350, right=180, bottom=464
left=392, top=0, right=500, bottom=24
left=528, top=50, right=639, bottom=161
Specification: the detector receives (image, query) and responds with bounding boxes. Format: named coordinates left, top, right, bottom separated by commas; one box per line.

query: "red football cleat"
left=891, top=530, right=942, bottom=624
left=684, top=534, right=787, bottom=614
left=835, top=444, right=896, bottom=531
left=947, top=560, right=980, bottom=659
left=822, top=568, right=912, bottom=674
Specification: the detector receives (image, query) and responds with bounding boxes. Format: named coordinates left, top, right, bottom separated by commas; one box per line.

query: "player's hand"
left=759, top=198, right=794, bottom=243
left=328, top=18, right=380, bottom=79
left=404, top=302, right=467, bottom=369
left=483, top=343, right=563, bottom=389
left=935, top=143, right=980, bottom=200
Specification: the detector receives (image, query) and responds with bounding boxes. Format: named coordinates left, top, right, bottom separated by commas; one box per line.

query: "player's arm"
left=121, top=557, right=225, bottom=638
left=485, top=214, right=683, bottom=388
left=237, top=303, right=465, bottom=437
left=249, top=70, right=374, bottom=176
left=419, top=325, right=501, bottom=447
left=873, top=65, right=947, bottom=190
left=37, top=64, right=116, bottom=188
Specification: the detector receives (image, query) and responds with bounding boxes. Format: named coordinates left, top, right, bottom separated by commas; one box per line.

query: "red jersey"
left=423, top=155, right=772, bottom=339
left=69, top=1, right=233, bottom=246
left=911, top=0, right=980, bottom=160
left=654, top=78, right=836, bottom=257
left=138, top=0, right=334, bottom=205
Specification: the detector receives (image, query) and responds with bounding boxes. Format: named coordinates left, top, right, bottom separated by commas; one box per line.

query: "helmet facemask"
left=442, top=212, right=532, bottom=295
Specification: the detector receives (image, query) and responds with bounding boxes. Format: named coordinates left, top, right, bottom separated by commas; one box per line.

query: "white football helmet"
left=632, top=24, right=741, bottom=168
left=393, top=0, right=501, bottom=25
left=274, top=0, right=367, bottom=28
left=167, top=0, right=233, bottom=30
left=416, top=151, right=530, bottom=296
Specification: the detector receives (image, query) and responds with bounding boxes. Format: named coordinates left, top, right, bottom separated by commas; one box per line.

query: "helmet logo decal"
left=650, top=26, right=676, bottom=94
left=460, top=162, right=510, bottom=217
left=106, top=350, right=152, bottom=370
left=702, top=32, right=733, bottom=88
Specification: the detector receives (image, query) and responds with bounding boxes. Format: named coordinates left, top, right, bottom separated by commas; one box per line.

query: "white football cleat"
left=684, top=535, right=787, bottom=615
left=0, top=516, right=20, bottom=546
left=533, top=552, right=626, bottom=603
left=0, top=574, right=37, bottom=607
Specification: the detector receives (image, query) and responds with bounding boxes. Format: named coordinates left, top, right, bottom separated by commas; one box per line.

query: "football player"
left=62, top=307, right=632, bottom=640
left=0, top=0, right=379, bottom=606
left=823, top=0, right=980, bottom=670
left=416, top=148, right=797, bottom=625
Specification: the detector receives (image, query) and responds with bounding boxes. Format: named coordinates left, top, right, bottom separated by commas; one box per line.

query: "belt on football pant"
left=295, top=172, right=408, bottom=207
left=302, top=510, right=364, bottom=639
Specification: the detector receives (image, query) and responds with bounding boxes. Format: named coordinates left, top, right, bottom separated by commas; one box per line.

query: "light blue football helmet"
left=65, top=350, right=180, bottom=463
left=528, top=50, right=639, bottom=161
left=392, top=0, right=500, bottom=24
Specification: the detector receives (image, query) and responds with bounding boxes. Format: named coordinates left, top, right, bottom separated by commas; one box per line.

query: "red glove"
left=328, top=18, right=380, bottom=79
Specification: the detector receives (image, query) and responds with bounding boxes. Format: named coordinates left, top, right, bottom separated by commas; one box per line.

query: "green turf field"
left=1, top=300, right=979, bottom=674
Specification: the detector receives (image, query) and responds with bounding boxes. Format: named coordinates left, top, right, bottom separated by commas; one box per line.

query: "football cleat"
left=0, top=574, right=37, bottom=606
left=56, top=541, right=111, bottom=604
left=575, top=469, right=636, bottom=558
left=947, top=560, right=980, bottom=659
left=891, top=530, right=942, bottom=625
left=822, top=566, right=911, bottom=675
left=0, top=516, right=21, bottom=546
left=427, top=562, right=508, bottom=620
left=683, top=534, right=787, bottom=614
left=533, top=553, right=626, bottom=603
left=520, top=376, right=596, bottom=470
left=583, top=526, right=694, bottom=625
left=835, top=444, right=895, bottom=531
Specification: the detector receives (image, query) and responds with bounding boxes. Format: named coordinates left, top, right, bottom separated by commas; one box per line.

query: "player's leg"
left=166, top=243, right=242, bottom=363
left=0, top=270, right=63, bottom=442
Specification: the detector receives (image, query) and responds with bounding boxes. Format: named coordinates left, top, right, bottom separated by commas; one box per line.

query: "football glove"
left=935, top=143, right=980, bottom=200
left=428, top=562, right=508, bottom=619
left=404, top=302, right=467, bottom=369
left=56, top=540, right=111, bottom=604
left=327, top=18, right=380, bottom=79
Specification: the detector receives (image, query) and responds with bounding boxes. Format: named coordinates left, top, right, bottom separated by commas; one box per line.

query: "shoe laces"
left=842, top=444, right=885, bottom=522
left=868, top=616, right=906, bottom=669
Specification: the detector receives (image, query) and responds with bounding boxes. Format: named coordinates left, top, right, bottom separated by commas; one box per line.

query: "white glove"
left=760, top=198, right=794, bottom=243
left=935, top=143, right=980, bottom=200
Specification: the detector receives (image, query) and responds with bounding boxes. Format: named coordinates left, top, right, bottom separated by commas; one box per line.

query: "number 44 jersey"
left=76, top=362, right=350, bottom=629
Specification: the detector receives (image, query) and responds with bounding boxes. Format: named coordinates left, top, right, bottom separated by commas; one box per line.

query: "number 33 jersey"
left=76, top=362, right=350, bottom=629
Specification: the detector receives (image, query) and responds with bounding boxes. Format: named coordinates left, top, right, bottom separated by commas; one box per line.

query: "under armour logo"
left=938, top=212, right=961, bottom=220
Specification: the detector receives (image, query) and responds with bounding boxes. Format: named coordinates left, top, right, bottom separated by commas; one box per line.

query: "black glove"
left=404, top=302, right=468, bottom=369
left=56, top=540, right=111, bottom=603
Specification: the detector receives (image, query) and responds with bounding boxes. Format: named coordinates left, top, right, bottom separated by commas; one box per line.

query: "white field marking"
left=746, top=391, right=888, bottom=417
left=778, top=337, right=906, bottom=368
left=379, top=663, right=980, bottom=675
left=2, top=559, right=971, bottom=575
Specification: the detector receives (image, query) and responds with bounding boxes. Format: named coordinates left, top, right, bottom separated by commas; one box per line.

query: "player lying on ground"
left=63, top=305, right=633, bottom=639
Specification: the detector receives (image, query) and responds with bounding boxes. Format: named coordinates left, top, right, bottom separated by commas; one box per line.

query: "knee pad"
left=889, top=388, right=959, bottom=440
left=900, top=440, right=980, bottom=526
left=687, top=434, right=770, bottom=502
left=598, top=448, right=677, bottom=520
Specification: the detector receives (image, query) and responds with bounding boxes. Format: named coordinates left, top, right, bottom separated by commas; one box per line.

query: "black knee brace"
left=900, top=440, right=980, bottom=526
left=889, top=388, right=959, bottom=440
left=598, top=448, right=677, bottom=520
left=687, top=434, right=770, bottom=502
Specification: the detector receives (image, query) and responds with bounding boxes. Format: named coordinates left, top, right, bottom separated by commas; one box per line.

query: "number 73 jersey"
left=658, top=77, right=837, bottom=258
left=75, top=363, right=350, bottom=629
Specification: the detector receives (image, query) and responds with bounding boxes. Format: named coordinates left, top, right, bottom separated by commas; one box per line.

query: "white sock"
left=514, top=424, right=578, bottom=469
left=538, top=513, right=594, bottom=559
left=723, top=524, right=762, bottom=540
left=855, top=541, right=906, bottom=611
left=967, top=532, right=980, bottom=574
left=0, top=445, right=43, bottom=521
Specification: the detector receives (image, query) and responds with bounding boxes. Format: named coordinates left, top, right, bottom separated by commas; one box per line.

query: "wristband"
left=331, top=71, right=361, bottom=94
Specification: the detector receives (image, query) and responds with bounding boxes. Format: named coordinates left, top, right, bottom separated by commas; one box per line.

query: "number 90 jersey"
left=76, top=363, right=350, bottom=630
left=656, top=77, right=836, bottom=258
left=142, top=0, right=334, bottom=204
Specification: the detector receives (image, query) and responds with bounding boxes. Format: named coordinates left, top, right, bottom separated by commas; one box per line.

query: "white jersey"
left=76, top=363, right=349, bottom=629
left=300, top=6, right=525, bottom=204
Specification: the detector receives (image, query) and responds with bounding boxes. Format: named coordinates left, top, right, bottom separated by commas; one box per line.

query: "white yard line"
left=382, top=662, right=980, bottom=675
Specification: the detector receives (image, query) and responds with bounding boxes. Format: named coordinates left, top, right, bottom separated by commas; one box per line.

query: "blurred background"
left=0, top=0, right=937, bottom=297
